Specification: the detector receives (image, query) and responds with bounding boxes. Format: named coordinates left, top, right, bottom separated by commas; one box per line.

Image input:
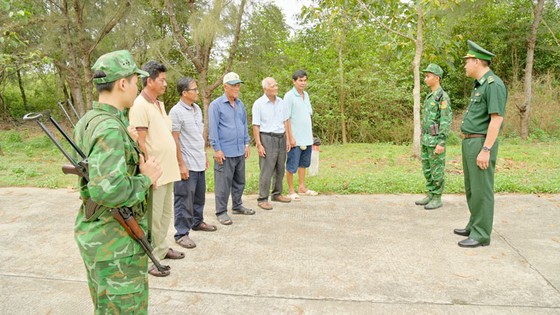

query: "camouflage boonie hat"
left=463, top=40, right=495, bottom=61
left=92, top=50, right=148, bottom=84
left=422, top=63, right=444, bottom=78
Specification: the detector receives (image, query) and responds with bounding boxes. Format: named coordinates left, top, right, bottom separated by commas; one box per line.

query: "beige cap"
left=223, top=72, right=243, bottom=85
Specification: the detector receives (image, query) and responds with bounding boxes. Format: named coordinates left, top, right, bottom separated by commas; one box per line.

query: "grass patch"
left=1, top=129, right=558, bottom=193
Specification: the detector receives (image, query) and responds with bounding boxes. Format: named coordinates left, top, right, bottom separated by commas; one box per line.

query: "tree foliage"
left=1, top=0, right=560, bottom=144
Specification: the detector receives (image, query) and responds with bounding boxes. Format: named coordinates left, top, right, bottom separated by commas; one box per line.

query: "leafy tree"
left=162, top=0, right=248, bottom=141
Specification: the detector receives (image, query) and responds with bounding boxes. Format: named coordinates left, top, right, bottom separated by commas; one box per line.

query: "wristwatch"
left=482, top=146, right=491, bottom=152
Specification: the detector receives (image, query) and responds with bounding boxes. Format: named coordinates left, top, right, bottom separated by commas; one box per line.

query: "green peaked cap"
left=463, top=40, right=495, bottom=61
left=422, top=63, right=444, bottom=77
left=92, top=50, right=148, bottom=84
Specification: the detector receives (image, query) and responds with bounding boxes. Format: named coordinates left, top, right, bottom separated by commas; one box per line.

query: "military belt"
left=463, top=133, right=486, bottom=139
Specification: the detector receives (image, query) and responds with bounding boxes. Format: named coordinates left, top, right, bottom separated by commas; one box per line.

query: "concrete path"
left=0, top=187, right=559, bottom=314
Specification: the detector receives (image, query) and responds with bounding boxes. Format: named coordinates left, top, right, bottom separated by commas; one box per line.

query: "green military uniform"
left=74, top=51, right=152, bottom=314
left=460, top=41, right=507, bottom=245
left=417, top=64, right=452, bottom=209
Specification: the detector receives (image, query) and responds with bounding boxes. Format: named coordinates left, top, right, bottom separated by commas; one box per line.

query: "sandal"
left=217, top=213, right=233, bottom=225
left=165, top=247, right=186, bottom=258
left=299, top=189, right=318, bottom=196
left=192, top=222, right=217, bottom=232
left=175, top=235, right=196, bottom=249
left=287, top=193, right=301, bottom=201
left=148, top=264, right=171, bottom=277
left=232, top=206, right=256, bottom=215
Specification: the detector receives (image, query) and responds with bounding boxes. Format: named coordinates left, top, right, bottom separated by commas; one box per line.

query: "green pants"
left=462, top=138, right=498, bottom=243
left=420, top=145, right=446, bottom=196
left=83, top=252, right=149, bottom=314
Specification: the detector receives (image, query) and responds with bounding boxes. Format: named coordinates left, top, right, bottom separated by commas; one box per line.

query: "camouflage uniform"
left=419, top=67, right=452, bottom=208
left=73, top=50, right=152, bottom=314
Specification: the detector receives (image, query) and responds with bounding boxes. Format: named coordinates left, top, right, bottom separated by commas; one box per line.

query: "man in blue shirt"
left=209, top=72, right=254, bottom=225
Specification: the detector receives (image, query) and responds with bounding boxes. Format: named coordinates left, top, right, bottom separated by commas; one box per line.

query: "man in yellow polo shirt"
left=129, top=61, right=184, bottom=276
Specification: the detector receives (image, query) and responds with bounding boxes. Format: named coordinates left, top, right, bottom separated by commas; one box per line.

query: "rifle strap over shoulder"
left=80, top=110, right=140, bottom=221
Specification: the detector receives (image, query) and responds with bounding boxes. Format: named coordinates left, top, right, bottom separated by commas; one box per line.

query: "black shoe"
left=458, top=238, right=489, bottom=248
left=453, top=228, right=470, bottom=237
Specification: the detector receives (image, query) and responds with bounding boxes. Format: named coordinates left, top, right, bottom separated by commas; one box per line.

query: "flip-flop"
left=287, top=193, right=301, bottom=201
left=300, top=189, right=318, bottom=196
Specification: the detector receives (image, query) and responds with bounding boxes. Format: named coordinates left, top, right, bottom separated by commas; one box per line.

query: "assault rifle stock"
left=24, top=110, right=169, bottom=273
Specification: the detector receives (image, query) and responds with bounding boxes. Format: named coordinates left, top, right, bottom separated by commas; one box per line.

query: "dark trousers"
left=462, top=138, right=498, bottom=243
left=258, top=133, right=287, bottom=202
left=173, top=170, right=206, bottom=240
left=214, top=155, right=245, bottom=215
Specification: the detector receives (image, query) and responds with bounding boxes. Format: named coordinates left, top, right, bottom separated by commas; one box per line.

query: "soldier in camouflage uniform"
left=415, top=64, right=452, bottom=210
left=73, top=50, right=163, bottom=314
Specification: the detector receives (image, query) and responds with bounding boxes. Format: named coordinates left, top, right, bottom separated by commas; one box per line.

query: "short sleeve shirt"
left=251, top=94, right=289, bottom=133
left=169, top=100, right=206, bottom=172
left=284, top=87, right=313, bottom=146
left=461, top=70, right=507, bottom=134
left=129, top=94, right=180, bottom=186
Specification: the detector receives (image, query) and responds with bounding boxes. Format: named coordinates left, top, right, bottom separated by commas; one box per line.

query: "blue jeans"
left=173, top=170, right=206, bottom=240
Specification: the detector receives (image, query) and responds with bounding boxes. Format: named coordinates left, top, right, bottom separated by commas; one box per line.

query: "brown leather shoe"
left=271, top=195, right=292, bottom=203
left=258, top=201, right=273, bottom=210
left=192, top=222, right=217, bottom=232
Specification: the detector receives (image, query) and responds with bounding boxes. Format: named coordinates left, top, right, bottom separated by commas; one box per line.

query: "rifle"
left=23, top=110, right=170, bottom=273
left=57, top=99, right=81, bottom=129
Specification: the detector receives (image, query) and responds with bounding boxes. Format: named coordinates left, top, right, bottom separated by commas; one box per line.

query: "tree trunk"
left=338, top=28, right=347, bottom=144
left=412, top=2, right=423, bottom=158
left=0, top=92, right=7, bottom=122
left=520, top=0, right=545, bottom=140
left=16, top=69, right=28, bottom=111
left=199, top=70, right=212, bottom=145
left=164, top=0, right=247, bottom=145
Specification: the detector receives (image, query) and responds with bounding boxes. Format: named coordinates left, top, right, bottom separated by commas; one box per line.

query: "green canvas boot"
left=415, top=195, right=432, bottom=206
left=424, top=196, right=442, bottom=210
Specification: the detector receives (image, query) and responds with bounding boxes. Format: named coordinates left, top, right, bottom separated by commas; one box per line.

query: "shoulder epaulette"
left=487, top=76, right=495, bottom=84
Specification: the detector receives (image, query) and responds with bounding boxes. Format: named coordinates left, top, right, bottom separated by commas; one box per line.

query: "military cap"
left=463, top=40, right=495, bottom=61
left=422, top=63, right=444, bottom=78
left=92, top=50, right=148, bottom=84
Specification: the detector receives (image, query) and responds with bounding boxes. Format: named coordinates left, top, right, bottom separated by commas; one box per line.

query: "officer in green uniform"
left=415, top=64, right=452, bottom=210
left=73, top=50, right=163, bottom=313
left=454, top=41, right=507, bottom=248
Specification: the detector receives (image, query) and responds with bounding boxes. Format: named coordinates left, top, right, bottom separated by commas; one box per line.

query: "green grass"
left=1, top=129, right=559, bottom=193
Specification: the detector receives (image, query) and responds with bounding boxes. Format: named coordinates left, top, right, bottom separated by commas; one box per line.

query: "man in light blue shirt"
left=284, top=70, right=317, bottom=201
left=252, top=77, right=292, bottom=210
left=208, top=72, right=254, bottom=225
left=169, top=77, right=217, bottom=251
